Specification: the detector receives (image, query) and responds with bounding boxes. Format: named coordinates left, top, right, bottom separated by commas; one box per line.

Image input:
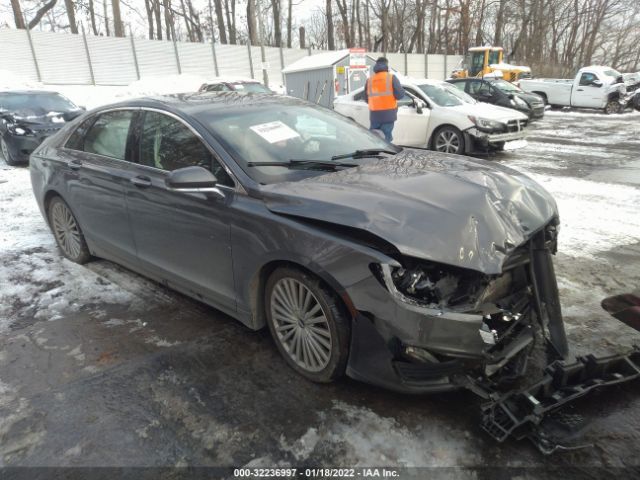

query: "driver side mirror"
left=591, top=79, right=603, bottom=88
left=414, top=99, right=426, bottom=114
left=166, top=166, right=221, bottom=195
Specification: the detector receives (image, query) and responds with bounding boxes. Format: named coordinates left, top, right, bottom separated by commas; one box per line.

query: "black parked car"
left=30, top=93, right=567, bottom=394
left=0, top=90, right=84, bottom=165
left=447, top=78, right=545, bottom=120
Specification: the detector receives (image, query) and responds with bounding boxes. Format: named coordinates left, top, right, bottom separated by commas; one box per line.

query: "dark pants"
left=369, top=121, right=395, bottom=143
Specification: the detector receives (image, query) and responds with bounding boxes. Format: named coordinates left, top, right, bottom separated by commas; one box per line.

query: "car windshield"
left=417, top=83, right=467, bottom=106
left=199, top=103, right=396, bottom=185
left=232, top=82, right=273, bottom=94
left=603, top=69, right=622, bottom=78
left=0, top=92, right=78, bottom=114
left=490, top=79, right=522, bottom=92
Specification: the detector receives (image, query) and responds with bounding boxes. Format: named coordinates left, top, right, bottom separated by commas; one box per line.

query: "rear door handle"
left=130, top=175, right=152, bottom=188
left=69, top=159, right=82, bottom=170
left=576, top=89, right=584, bottom=91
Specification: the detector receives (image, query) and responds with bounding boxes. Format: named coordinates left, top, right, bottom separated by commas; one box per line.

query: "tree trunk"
left=247, top=0, right=259, bottom=45
left=103, top=0, right=111, bottom=35
left=287, top=0, right=293, bottom=47
left=163, top=0, right=172, bottom=40
left=271, top=0, right=282, bottom=47
left=11, top=0, right=25, bottom=29
left=326, top=0, right=335, bottom=50
left=225, top=0, right=237, bottom=44
left=153, top=0, right=163, bottom=39
left=89, top=0, right=99, bottom=35
left=211, top=0, right=227, bottom=42
left=493, top=0, right=506, bottom=45
left=64, top=0, right=78, bottom=33
left=112, top=0, right=124, bottom=37
left=144, top=0, right=155, bottom=39
left=24, top=0, right=59, bottom=30
left=299, top=26, right=305, bottom=49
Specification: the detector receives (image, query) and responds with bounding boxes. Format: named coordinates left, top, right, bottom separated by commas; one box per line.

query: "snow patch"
left=280, top=401, right=478, bottom=467
left=526, top=174, right=640, bottom=258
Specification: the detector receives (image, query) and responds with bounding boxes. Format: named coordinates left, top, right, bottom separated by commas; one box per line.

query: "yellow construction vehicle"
left=450, top=46, right=531, bottom=82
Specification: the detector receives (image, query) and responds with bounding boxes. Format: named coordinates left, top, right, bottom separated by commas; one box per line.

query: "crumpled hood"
left=449, top=102, right=529, bottom=122
left=6, top=108, right=82, bottom=127
left=261, top=149, right=558, bottom=274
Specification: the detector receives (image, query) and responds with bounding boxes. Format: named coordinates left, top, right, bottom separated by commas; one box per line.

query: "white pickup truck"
left=519, top=66, right=627, bottom=114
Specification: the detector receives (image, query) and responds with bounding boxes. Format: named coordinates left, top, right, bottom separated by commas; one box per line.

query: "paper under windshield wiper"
left=330, top=148, right=398, bottom=161
left=246, top=160, right=358, bottom=170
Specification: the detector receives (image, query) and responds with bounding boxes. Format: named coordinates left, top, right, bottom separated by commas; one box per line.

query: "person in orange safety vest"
left=363, top=57, right=405, bottom=142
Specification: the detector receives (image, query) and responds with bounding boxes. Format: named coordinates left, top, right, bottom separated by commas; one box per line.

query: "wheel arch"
left=428, top=123, right=464, bottom=149
left=248, top=259, right=356, bottom=330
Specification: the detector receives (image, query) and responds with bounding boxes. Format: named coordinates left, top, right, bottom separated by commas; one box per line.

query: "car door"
left=123, top=110, right=236, bottom=313
left=61, top=109, right=138, bottom=264
left=339, top=90, right=371, bottom=127
left=393, top=88, right=431, bottom=147
left=571, top=72, right=603, bottom=108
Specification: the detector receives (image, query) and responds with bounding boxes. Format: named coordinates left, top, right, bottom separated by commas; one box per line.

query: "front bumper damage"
left=465, top=347, right=640, bottom=454
left=346, top=220, right=640, bottom=452
left=464, top=120, right=528, bottom=153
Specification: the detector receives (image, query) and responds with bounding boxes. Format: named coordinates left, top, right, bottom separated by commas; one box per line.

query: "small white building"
left=282, top=49, right=377, bottom=108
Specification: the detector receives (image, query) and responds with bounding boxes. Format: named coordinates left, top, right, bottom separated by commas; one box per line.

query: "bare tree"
left=326, top=0, right=335, bottom=49
left=247, top=0, right=258, bottom=45
left=111, top=0, right=124, bottom=36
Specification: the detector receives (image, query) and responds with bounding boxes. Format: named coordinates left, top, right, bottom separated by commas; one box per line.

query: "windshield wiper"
left=247, top=159, right=358, bottom=170
left=330, top=148, right=399, bottom=161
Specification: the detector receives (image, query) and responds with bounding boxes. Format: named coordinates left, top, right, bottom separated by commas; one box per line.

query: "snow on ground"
left=528, top=174, right=640, bottom=258
left=279, top=401, right=479, bottom=467
left=0, top=168, right=143, bottom=332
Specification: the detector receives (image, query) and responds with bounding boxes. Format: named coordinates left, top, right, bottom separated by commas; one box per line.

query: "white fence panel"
left=0, top=29, right=39, bottom=82
left=87, top=35, right=137, bottom=85
left=135, top=38, right=179, bottom=78
left=385, top=53, right=405, bottom=74
left=216, top=44, right=252, bottom=78
left=177, top=42, right=216, bottom=77
left=282, top=48, right=308, bottom=68
left=407, top=54, right=425, bottom=78
left=264, top=46, right=284, bottom=86
left=31, top=31, right=91, bottom=84
left=426, top=54, right=446, bottom=80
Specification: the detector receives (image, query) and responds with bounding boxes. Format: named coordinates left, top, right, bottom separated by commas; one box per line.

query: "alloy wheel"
left=51, top=201, right=83, bottom=260
left=435, top=130, right=461, bottom=153
left=270, top=277, right=332, bottom=372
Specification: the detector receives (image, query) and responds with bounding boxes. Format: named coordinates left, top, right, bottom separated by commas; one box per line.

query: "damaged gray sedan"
left=29, top=93, right=567, bottom=393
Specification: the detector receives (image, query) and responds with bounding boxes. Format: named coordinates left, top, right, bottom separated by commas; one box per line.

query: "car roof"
left=0, top=90, right=63, bottom=95
left=93, top=92, right=305, bottom=116
left=202, top=77, right=262, bottom=84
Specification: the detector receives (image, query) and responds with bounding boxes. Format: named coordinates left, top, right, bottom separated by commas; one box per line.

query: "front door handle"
left=69, top=159, right=82, bottom=170
left=130, top=175, right=152, bottom=188
left=576, top=88, right=584, bottom=91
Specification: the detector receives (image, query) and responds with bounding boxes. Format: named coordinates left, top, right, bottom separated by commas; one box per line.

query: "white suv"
left=333, top=77, right=529, bottom=154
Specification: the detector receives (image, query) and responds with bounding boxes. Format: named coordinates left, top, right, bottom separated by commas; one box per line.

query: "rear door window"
left=82, top=110, right=135, bottom=160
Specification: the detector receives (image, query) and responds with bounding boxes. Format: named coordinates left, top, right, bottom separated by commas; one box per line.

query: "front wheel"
left=265, top=267, right=350, bottom=383
left=604, top=100, right=622, bottom=114
left=432, top=126, right=465, bottom=155
left=48, top=196, right=91, bottom=264
left=1, top=137, right=18, bottom=166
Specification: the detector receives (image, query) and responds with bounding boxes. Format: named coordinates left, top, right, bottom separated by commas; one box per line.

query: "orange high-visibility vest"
left=367, top=71, right=397, bottom=111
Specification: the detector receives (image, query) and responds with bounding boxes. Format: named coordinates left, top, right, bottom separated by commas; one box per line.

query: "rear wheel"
left=265, top=267, right=350, bottom=383
left=432, top=126, right=465, bottom=155
left=48, top=196, right=91, bottom=264
left=1, top=137, right=18, bottom=166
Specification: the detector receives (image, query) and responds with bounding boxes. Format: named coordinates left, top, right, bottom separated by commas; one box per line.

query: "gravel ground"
left=0, top=107, right=639, bottom=478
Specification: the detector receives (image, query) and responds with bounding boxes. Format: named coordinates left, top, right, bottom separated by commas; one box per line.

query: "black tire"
left=265, top=267, right=350, bottom=383
left=432, top=126, right=465, bottom=155
left=604, top=99, right=622, bottom=114
left=1, top=137, right=18, bottom=166
left=47, top=196, right=91, bottom=264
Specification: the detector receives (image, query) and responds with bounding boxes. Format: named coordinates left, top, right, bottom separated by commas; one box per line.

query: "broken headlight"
left=7, top=124, right=35, bottom=136
left=372, top=259, right=489, bottom=310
